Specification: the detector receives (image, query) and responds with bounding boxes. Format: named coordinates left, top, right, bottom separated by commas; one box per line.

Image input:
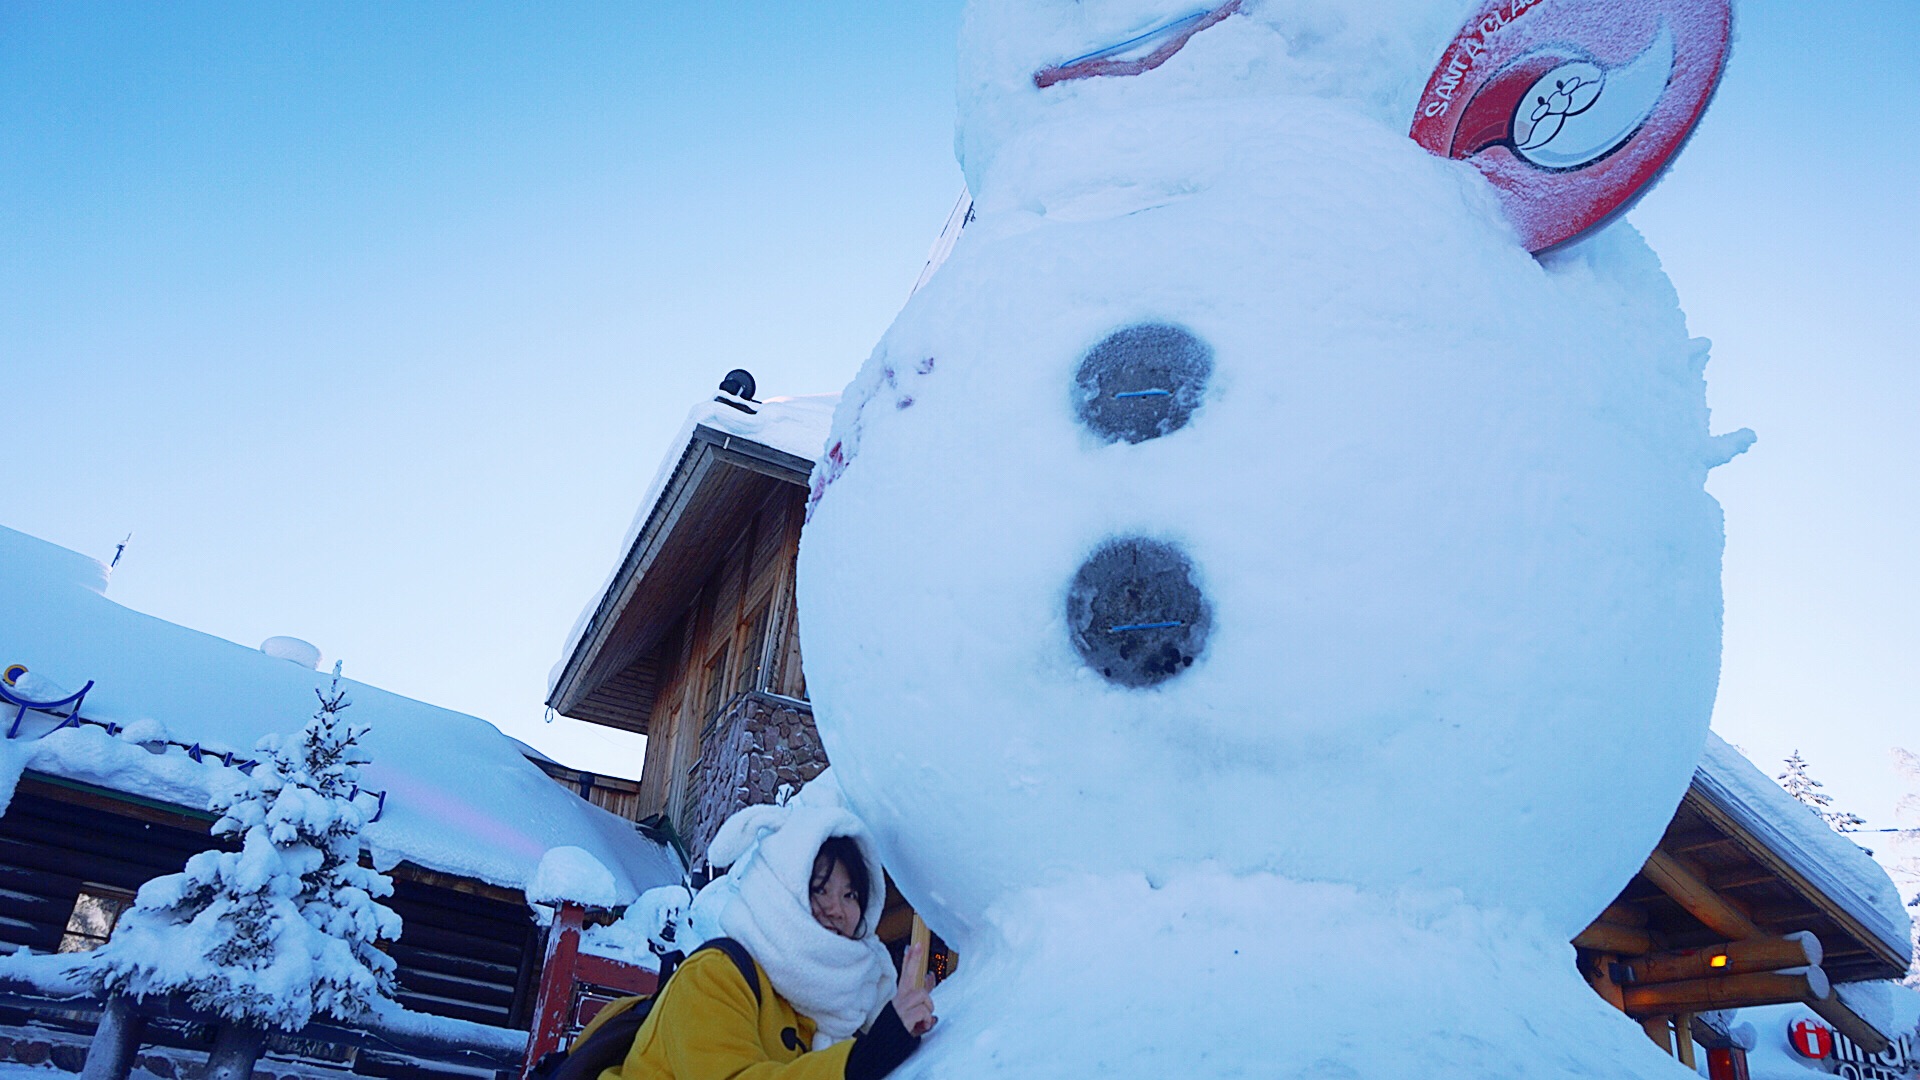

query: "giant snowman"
left=798, top=0, right=1750, bottom=1075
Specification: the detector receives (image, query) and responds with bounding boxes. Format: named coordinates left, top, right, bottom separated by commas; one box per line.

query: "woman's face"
left=810, top=854, right=862, bottom=939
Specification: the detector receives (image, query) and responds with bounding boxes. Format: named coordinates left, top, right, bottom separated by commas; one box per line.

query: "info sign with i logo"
left=1789, top=1018, right=1918, bottom=1080
left=1410, top=0, right=1734, bottom=253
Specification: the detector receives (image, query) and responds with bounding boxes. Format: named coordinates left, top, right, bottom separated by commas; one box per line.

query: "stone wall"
left=684, top=692, right=829, bottom=868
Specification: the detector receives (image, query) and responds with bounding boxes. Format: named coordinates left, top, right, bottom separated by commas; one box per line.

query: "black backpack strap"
left=695, top=936, right=762, bottom=1006
left=547, top=1002, right=653, bottom=1080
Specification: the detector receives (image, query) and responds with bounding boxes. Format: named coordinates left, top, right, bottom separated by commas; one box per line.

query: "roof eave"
left=1687, top=768, right=1911, bottom=974
left=547, top=424, right=812, bottom=724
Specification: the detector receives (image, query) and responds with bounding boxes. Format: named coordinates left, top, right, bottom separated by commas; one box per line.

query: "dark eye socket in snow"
left=1073, top=323, right=1212, bottom=445
left=1066, top=537, right=1210, bottom=688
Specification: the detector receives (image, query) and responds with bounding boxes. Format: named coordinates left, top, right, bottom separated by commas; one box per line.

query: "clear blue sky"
left=3, top=3, right=1914, bottom=845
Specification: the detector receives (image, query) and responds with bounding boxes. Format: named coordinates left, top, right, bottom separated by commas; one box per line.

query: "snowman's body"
left=799, top=3, right=1742, bottom=1075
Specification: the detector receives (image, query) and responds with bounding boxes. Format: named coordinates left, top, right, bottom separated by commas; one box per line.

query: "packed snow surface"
left=582, top=883, right=696, bottom=970
left=0, top=524, right=680, bottom=902
left=551, top=394, right=838, bottom=696
left=800, top=0, right=1748, bottom=1075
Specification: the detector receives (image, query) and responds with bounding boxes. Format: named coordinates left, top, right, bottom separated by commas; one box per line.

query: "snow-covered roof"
left=548, top=393, right=836, bottom=704
left=0, top=523, right=682, bottom=904
left=1696, top=731, right=1911, bottom=964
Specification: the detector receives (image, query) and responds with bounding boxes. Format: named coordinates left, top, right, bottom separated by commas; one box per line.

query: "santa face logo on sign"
left=1790, top=1018, right=1836, bottom=1060
left=1410, top=0, right=1733, bottom=253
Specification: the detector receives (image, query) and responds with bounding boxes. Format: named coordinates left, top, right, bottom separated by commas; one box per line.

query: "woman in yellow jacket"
left=602, top=799, right=936, bottom=1080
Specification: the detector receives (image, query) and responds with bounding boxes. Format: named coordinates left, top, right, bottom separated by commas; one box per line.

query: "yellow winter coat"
left=588, top=946, right=916, bottom=1080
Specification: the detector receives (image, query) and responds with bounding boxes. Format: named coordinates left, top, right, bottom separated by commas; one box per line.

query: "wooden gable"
left=549, top=425, right=814, bottom=734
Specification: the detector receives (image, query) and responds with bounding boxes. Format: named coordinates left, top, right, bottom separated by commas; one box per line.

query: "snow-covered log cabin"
left=549, top=376, right=1914, bottom=1079
left=0, top=523, right=683, bottom=1077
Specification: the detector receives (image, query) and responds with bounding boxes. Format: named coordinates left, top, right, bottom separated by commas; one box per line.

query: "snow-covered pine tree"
left=88, top=668, right=401, bottom=1031
left=1778, top=749, right=1868, bottom=834
left=1889, top=747, right=1920, bottom=987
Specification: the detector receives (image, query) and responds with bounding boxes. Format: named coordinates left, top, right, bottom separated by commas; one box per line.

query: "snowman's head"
left=957, top=0, right=1476, bottom=193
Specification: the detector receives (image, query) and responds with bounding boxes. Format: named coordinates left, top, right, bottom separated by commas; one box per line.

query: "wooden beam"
left=1573, top=922, right=1654, bottom=955
left=1624, top=933, right=1822, bottom=985
left=1640, top=1015, right=1673, bottom=1054
left=1674, top=1012, right=1698, bottom=1069
left=1684, top=788, right=1910, bottom=976
left=1642, top=850, right=1761, bottom=940
left=388, top=862, right=524, bottom=907
left=1622, top=968, right=1829, bottom=1016
left=1601, top=904, right=1650, bottom=928
left=1709, top=868, right=1779, bottom=891
left=1690, top=1013, right=1740, bottom=1051
left=1672, top=836, right=1742, bottom=856
left=1807, top=992, right=1893, bottom=1056
left=1663, top=828, right=1723, bottom=851
left=19, top=773, right=217, bottom=828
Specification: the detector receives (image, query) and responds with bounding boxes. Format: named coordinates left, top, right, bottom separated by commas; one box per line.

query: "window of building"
left=734, top=600, right=773, bottom=698
left=701, top=647, right=729, bottom=728
left=58, top=885, right=137, bottom=953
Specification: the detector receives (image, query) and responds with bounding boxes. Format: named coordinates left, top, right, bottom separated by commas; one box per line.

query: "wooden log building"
left=547, top=391, right=835, bottom=869
left=0, top=522, right=683, bottom=1078
left=1, top=772, right=543, bottom=1075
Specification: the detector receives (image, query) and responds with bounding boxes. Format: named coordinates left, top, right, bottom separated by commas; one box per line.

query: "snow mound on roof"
left=1, top=526, right=110, bottom=596
left=1698, top=731, right=1910, bottom=960
left=550, top=393, right=837, bottom=696
left=0, top=523, right=681, bottom=902
left=528, top=846, right=618, bottom=908
left=703, top=393, right=839, bottom=464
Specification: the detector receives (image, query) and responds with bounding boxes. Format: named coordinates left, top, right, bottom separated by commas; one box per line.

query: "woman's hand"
left=892, top=941, right=938, bottom=1037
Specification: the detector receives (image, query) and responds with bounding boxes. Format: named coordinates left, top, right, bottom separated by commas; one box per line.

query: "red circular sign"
left=1789, top=1019, right=1835, bottom=1060
left=1409, top=0, right=1733, bottom=253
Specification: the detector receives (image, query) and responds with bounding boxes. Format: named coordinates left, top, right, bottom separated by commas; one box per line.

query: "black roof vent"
left=716, top=369, right=759, bottom=414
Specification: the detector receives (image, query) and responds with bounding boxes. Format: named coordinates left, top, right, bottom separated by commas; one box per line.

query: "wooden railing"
left=521, top=901, right=661, bottom=1078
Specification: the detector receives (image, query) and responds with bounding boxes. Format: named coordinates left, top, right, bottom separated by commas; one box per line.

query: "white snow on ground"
left=549, top=394, right=838, bottom=696
left=582, top=883, right=696, bottom=970
left=0, top=523, right=681, bottom=902
left=360, top=996, right=530, bottom=1056
left=1697, top=732, right=1912, bottom=962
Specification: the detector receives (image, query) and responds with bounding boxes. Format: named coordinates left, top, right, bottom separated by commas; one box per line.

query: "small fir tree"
left=1889, top=748, right=1920, bottom=987
left=89, top=670, right=401, bottom=1030
left=1778, top=749, right=1868, bottom=834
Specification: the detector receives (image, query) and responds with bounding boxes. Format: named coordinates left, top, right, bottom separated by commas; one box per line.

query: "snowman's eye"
left=1073, top=323, right=1211, bottom=445
left=1066, top=537, right=1210, bottom=688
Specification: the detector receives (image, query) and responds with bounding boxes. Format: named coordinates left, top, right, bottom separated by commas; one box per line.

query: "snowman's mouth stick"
left=1034, top=0, right=1244, bottom=89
